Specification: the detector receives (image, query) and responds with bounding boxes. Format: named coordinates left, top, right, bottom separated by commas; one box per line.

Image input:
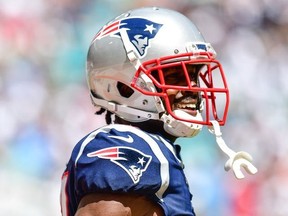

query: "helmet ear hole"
left=117, top=82, right=134, bottom=98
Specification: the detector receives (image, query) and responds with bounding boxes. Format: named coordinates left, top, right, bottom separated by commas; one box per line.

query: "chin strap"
left=208, top=120, right=258, bottom=179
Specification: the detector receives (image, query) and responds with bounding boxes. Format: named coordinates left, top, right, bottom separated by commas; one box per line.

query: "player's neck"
left=114, top=116, right=177, bottom=143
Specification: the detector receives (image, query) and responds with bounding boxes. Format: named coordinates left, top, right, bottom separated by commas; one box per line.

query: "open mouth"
left=173, top=103, right=198, bottom=116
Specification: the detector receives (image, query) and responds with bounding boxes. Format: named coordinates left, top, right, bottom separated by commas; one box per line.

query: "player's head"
left=87, top=7, right=229, bottom=137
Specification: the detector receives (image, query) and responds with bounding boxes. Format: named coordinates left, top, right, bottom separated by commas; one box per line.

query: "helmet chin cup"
left=161, top=110, right=203, bottom=137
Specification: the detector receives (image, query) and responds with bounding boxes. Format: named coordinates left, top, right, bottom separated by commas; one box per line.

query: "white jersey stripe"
left=74, top=127, right=111, bottom=166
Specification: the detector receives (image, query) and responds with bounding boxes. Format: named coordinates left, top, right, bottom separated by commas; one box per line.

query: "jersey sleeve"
left=71, top=125, right=164, bottom=199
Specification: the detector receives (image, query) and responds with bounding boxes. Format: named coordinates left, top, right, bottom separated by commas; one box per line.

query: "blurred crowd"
left=0, top=0, right=287, bottom=215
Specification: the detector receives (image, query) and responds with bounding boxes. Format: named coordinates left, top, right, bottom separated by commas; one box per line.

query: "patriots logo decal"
left=94, top=17, right=163, bottom=58
left=87, top=147, right=152, bottom=184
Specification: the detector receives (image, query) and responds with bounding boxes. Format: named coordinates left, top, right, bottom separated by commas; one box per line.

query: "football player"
left=60, top=7, right=257, bottom=216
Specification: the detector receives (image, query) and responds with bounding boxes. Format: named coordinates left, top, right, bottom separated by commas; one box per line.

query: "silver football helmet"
left=86, top=7, right=229, bottom=137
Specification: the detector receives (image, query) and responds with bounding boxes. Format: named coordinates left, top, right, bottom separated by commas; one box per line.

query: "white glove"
left=208, top=120, right=258, bottom=179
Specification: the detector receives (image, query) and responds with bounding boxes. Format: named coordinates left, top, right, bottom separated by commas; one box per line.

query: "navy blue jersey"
left=60, top=124, right=196, bottom=216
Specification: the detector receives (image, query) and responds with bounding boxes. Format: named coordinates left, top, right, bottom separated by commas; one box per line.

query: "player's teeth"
left=177, top=104, right=196, bottom=109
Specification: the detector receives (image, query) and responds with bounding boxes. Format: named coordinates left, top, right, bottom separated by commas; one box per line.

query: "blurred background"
left=0, top=0, right=287, bottom=215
